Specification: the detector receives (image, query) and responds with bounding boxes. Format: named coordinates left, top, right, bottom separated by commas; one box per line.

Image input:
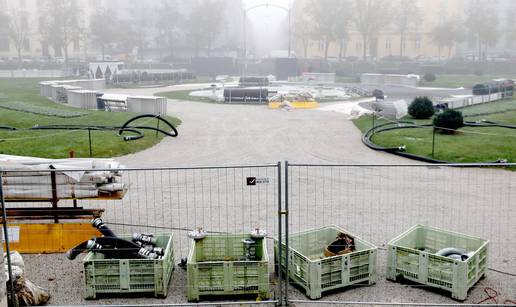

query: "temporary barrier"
left=0, top=162, right=514, bottom=306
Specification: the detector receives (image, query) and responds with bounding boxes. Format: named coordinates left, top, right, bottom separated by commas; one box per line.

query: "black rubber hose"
left=118, top=114, right=178, bottom=137
left=65, top=240, right=89, bottom=260
left=0, top=126, right=17, bottom=131
left=362, top=120, right=516, bottom=164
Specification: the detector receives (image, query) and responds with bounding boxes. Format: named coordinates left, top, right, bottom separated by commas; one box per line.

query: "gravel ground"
left=18, top=84, right=516, bottom=306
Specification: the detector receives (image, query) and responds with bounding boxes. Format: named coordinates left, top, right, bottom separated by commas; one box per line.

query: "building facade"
left=0, top=0, right=243, bottom=61
left=292, top=0, right=516, bottom=60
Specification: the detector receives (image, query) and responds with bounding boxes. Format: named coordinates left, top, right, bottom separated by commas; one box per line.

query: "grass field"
left=420, top=74, right=515, bottom=88
left=353, top=98, right=516, bottom=163
left=0, top=78, right=181, bottom=159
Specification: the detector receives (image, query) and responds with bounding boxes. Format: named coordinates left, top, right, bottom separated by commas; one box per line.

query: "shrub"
left=473, top=69, right=484, bottom=76
left=408, top=97, right=435, bottom=119
left=423, top=73, right=436, bottom=82
left=433, top=109, right=464, bottom=133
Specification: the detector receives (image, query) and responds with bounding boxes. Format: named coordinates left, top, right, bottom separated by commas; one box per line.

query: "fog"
left=0, top=0, right=515, bottom=64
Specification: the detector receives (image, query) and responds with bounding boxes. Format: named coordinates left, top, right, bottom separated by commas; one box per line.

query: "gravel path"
left=19, top=84, right=516, bottom=306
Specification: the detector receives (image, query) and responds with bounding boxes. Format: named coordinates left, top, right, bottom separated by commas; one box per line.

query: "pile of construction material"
left=436, top=93, right=506, bottom=109
left=300, top=73, right=336, bottom=84
left=5, top=252, right=50, bottom=305
left=361, top=73, right=420, bottom=87
left=372, top=99, right=408, bottom=120
left=40, top=79, right=105, bottom=104
left=0, top=155, right=125, bottom=200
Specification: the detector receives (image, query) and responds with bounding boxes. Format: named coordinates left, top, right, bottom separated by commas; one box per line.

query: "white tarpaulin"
left=0, top=155, right=125, bottom=200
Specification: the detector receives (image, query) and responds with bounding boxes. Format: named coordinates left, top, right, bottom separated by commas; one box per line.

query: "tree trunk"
left=338, top=39, right=345, bottom=62
left=477, top=36, right=482, bottom=62
left=399, top=35, right=404, bottom=57
left=362, top=36, right=368, bottom=60
left=17, top=47, right=22, bottom=64
left=324, top=40, right=331, bottom=62
left=448, top=46, right=452, bottom=59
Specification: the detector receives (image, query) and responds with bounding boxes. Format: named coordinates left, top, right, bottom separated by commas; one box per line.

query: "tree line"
left=0, top=0, right=233, bottom=62
left=293, top=0, right=516, bottom=61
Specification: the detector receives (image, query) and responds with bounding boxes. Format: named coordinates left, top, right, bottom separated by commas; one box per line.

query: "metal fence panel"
left=286, top=163, right=516, bottom=305
left=1, top=164, right=281, bottom=306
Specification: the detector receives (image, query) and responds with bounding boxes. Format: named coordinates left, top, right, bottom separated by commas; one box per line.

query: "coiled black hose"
left=0, top=114, right=178, bottom=142
left=119, top=114, right=178, bottom=138
left=362, top=119, right=516, bottom=164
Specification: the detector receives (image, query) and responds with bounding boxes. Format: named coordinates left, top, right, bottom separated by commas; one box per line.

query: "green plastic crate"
left=387, top=225, right=489, bottom=301
left=83, top=234, right=174, bottom=299
left=274, top=226, right=378, bottom=299
left=187, top=233, right=270, bottom=302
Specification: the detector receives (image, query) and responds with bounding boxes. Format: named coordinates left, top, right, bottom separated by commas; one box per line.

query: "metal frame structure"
left=1, top=162, right=515, bottom=306
left=242, top=1, right=292, bottom=76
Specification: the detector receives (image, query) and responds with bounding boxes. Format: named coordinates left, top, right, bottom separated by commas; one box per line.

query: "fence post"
left=0, top=174, right=16, bottom=307
left=284, top=161, right=289, bottom=305
left=276, top=162, right=283, bottom=306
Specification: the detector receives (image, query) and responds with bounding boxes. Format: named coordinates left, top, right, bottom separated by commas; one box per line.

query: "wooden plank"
left=4, top=207, right=104, bottom=221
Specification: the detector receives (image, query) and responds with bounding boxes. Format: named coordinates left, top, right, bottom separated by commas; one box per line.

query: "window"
left=415, top=39, right=421, bottom=49
left=385, top=39, right=391, bottom=49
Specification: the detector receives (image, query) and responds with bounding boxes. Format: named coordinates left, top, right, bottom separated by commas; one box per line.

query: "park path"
left=106, top=84, right=406, bottom=167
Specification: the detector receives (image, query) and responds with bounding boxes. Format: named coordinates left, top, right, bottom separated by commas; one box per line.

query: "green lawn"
left=420, top=74, right=515, bottom=89
left=353, top=98, right=516, bottom=163
left=0, top=78, right=181, bottom=159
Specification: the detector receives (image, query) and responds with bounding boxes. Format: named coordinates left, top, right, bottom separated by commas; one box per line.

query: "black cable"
left=0, top=114, right=177, bottom=143
left=118, top=114, right=178, bottom=137
left=488, top=268, right=516, bottom=277
left=362, top=119, right=516, bottom=164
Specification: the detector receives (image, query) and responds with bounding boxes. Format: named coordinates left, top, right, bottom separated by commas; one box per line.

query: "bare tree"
left=90, top=8, right=119, bottom=61
left=431, top=18, right=465, bottom=59
left=7, top=9, right=30, bottom=63
left=39, top=0, right=83, bottom=61
left=307, top=0, right=348, bottom=62
left=465, top=0, right=499, bottom=61
left=352, top=0, right=391, bottom=60
left=505, top=5, right=516, bottom=49
left=292, top=14, right=312, bottom=58
left=155, top=0, right=183, bottom=60
left=187, top=0, right=226, bottom=57
left=393, top=0, right=421, bottom=57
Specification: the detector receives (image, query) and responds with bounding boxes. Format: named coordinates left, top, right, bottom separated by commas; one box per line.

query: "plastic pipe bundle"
left=0, top=154, right=125, bottom=200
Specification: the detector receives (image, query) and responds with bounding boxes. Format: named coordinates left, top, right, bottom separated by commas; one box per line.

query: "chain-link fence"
left=1, top=162, right=515, bottom=306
